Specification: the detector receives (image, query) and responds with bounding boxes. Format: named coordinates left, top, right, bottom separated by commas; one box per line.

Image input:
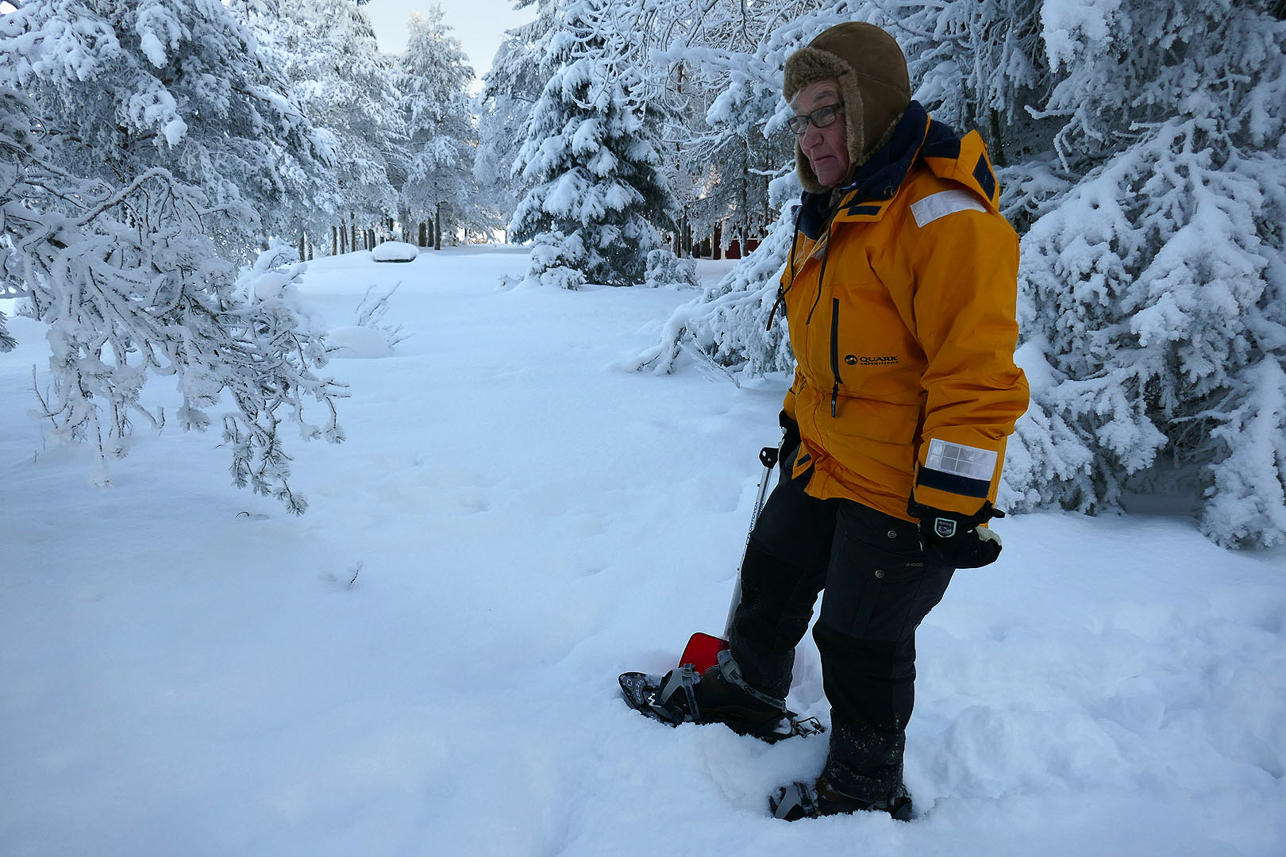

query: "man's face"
left=789, top=80, right=850, bottom=189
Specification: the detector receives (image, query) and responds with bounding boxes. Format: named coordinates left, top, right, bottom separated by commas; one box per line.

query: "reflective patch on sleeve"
left=910, top=190, right=986, bottom=227
left=924, top=438, right=998, bottom=482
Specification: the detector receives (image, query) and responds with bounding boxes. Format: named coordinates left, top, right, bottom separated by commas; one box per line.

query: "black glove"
left=778, top=410, right=801, bottom=462
left=909, top=499, right=1005, bottom=569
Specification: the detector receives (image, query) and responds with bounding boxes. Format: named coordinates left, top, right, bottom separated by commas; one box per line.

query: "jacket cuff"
left=912, top=437, right=1001, bottom=515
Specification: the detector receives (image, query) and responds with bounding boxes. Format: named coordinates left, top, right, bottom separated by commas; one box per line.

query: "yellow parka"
left=777, top=104, right=1029, bottom=522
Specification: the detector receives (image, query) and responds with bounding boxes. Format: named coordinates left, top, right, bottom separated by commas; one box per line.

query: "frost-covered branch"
left=2, top=87, right=344, bottom=512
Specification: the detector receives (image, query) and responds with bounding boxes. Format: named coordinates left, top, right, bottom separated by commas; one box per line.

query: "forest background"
left=1, top=0, right=1284, bottom=549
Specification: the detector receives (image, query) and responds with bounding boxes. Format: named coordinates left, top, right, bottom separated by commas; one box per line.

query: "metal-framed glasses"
left=786, top=103, right=844, bottom=136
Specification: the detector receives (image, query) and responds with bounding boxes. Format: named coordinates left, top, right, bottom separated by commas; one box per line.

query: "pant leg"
left=812, top=501, right=954, bottom=801
left=726, top=456, right=836, bottom=699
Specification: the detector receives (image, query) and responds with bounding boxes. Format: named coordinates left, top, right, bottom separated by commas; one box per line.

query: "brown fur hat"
left=783, top=22, right=911, bottom=192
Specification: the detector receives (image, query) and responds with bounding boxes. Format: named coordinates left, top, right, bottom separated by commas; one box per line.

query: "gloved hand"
left=779, top=410, right=801, bottom=462
left=908, top=499, right=1005, bottom=568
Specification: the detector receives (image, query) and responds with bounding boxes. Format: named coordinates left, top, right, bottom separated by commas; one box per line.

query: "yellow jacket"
left=778, top=103, right=1029, bottom=521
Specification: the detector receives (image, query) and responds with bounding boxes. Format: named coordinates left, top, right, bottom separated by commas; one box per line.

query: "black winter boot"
left=769, top=776, right=913, bottom=822
left=654, top=651, right=790, bottom=739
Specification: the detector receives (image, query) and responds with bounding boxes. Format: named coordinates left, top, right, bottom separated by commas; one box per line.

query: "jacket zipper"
left=806, top=240, right=830, bottom=326
left=829, top=297, right=842, bottom=417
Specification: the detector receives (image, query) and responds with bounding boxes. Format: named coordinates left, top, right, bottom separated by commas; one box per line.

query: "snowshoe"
left=619, top=655, right=823, bottom=744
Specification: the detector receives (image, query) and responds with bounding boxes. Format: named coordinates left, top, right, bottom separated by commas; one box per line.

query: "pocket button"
left=874, top=569, right=885, bottom=579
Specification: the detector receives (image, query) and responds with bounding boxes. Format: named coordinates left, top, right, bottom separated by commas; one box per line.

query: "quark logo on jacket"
left=844, top=354, right=901, bottom=366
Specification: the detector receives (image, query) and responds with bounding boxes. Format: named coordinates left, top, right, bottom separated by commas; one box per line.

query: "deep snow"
left=2, top=247, right=1284, bottom=857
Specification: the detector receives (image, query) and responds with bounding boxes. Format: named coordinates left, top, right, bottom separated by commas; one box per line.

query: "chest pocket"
left=821, top=253, right=920, bottom=408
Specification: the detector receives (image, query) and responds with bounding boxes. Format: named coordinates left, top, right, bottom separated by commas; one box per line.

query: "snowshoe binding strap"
left=714, top=650, right=787, bottom=712
left=655, top=664, right=702, bottom=722
left=770, top=779, right=914, bottom=822
left=770, top=782, right=818, bottom=821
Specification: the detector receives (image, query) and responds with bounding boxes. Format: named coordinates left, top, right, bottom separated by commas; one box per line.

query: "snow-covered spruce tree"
left=0, top=86, right=344, bottom=512
left=2, top=0, right=335, bottom=258
left=477, top=5, right=556, bottom=240
left=509, top=0, right=676, bottom=288
left=255, top=0, right=400, bottom=248
left=1008, top=0, right=1286, bottom=547
left=397, top=8, right=481, bottom=248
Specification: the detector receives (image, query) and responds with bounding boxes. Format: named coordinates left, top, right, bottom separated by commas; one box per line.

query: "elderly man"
left=645, top=21, right=1030, bottom=821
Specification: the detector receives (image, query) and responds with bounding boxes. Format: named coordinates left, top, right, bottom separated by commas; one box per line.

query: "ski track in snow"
left=2, top=247, right=1284, bottom=857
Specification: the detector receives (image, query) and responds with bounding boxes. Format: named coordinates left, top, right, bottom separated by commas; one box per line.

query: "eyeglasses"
left=786, top=103, right=843, bottom=136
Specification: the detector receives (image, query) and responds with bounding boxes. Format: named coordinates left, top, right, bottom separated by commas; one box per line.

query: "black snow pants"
left=727, top=454, right=954, bottom=802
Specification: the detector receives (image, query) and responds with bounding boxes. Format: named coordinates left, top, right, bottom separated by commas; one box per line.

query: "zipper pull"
left=831, top=382, right=839, bottom=417
left=766, top=288, right=785, bottom=330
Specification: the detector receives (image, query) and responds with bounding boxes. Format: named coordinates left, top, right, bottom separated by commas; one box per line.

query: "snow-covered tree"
left=255, top=0, right=401, bottom=247
left=0, top=85, right=343, bottom=511
left=2, top=0, right=335, bottom=258
left=1005, top=0, right=1286, bottom=548
left=641, top=1, right=799, bottom=255
left=476, top=10, right=553, bottom=239
left=509, top=0, right=676, bottom=287
left=397, top=7, right=481, bottom=248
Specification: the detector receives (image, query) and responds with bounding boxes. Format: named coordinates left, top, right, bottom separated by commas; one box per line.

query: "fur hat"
left=783, top=22, right=911, bottom=192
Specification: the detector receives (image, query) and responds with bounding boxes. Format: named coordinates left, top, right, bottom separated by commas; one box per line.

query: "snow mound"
left=325, top=325, right=395, bottom=358
left=371, top=242, right=418, bottom=263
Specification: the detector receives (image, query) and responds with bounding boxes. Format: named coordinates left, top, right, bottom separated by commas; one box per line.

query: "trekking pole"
left=720, top=445, right=780, bottom=636
left=679, top=443, right=780, bottom=670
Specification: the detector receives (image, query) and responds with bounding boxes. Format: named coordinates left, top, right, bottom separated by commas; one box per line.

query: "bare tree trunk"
left=713, top=224, right=722, bottom=260
left=434, top=201, right=442, bottom=250
left=332, top=225, right=338, bottom=256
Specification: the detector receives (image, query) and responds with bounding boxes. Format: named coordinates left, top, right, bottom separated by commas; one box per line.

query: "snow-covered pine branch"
left=1, top=87, right=344, bottom=513
left=3, top=0, right=338, bottom=260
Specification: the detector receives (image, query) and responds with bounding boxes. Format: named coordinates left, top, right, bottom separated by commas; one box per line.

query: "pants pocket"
left=819, top=505, right=952, bottom=642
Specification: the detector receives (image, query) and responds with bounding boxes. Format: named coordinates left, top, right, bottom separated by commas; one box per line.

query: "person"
left=653, top=22, right=1030, bottom=821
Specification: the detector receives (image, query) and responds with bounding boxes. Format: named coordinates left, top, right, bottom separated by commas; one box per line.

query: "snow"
left=2, top=247, right=1284, bottom=856
left=325, top=324, right=397, bottom=359
left=371, top=241, right=419, bottom=263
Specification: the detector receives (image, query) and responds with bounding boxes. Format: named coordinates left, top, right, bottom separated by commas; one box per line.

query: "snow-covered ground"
left=2, top=247, right=1284, bottom=857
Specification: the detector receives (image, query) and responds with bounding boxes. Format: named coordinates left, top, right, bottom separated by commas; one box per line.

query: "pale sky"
left=364, top=0, right=536, bottom=80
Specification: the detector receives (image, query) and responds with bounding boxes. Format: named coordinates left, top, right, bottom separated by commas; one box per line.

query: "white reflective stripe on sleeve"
left=910, top=189, right=986, bottom=228
left=924, top=438, right=998, bottom=482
